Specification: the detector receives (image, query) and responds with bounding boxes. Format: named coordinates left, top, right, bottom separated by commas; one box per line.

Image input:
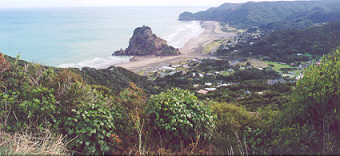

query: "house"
left=227, top=68, right=234, bottom=72
left=237, top=96, right=244, bottom=100
left=257, top=92, right=263, bottom=95
left=258, top=68, right=263, bottom=70
left=172, top=64, right=180, bottom=68
left=199, top=73, right=204, bottom=78
left=159, top=72, right=166, bottom=78
left=197, top=89, right=208, bottom=95
left=245, top=90, right=251, bottom=94
left=162, top=66, right=176, bottom=71
left=192, top=72, right=196, bottom=77
left=204, top=83, right=212, bottom=86
left=205, top=88, right=216, bottom=92
left=267, top=79, right=286, bottom=85
left=217, top=83, right=230, bottom=87
left=193, top=84, right=199, bottom=88
left=206, top=73, right=213, bottom=76
left=182, top=64, right=189, bottom=68
left=214, top=71, right=221, bottom=75
left=169, top=71, right=177, bottom=75
left=240, top=67, right=245, bottom=70
left=179, top=70, right=186, bottom=75
left=296, top=74, right=304, bottom=80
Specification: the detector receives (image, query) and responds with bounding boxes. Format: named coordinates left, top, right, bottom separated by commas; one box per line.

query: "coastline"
left=112, top=21, right=237, bottom=72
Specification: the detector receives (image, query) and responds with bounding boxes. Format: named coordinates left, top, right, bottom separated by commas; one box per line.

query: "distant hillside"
left=217, top=20, right=340, bottom=63
left=179, top=1, right=340, bottom=29
left=69, top=66, right=159, bottom=94
left=260, top=7, right=340, bottom=31
left=113, top=26, right=180, bottom=56
left=2, top=54, right=159, bottom=94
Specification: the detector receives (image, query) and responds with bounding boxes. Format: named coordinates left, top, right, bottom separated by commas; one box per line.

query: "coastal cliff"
left=113, top=26, right=180, bottom=56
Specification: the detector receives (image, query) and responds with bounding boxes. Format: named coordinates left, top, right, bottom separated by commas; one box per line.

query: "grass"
left=235, top=59, right=268, bottom=69
left=0, top=129, right=68, bottom=155
left=221, top=28, right=238, bottom=33
left=139, top=69, right=145, bottom=76
left=263, top=61, right=293, bottom=72
left=203, top=39, right=225, bottom=54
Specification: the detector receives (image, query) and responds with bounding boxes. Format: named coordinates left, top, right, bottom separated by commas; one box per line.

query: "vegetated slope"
left=69, top=66, right=158, bottom=94
left=2, top=54, right=158, bottom=94
left=217, top=20, right=340, bottom=63
left=179, top=1, right=340, bottom=29
left=260, top=6, right=340, bottom=31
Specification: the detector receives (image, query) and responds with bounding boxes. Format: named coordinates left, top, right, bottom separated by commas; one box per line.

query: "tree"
left=284, top=48, right=340, bottom=154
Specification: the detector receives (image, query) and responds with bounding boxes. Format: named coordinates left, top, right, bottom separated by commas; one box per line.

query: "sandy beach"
left=114, top=21, right=237, bottom=72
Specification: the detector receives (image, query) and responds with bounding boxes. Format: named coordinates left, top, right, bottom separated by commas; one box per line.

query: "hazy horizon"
left=0, top=0, right=295, bottom=8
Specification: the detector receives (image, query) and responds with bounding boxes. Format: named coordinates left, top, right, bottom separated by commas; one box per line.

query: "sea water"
left=0, top=6, right=207, bottom=68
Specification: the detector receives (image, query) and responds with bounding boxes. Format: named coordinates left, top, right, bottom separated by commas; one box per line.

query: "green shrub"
left=209, top=102, right=262, bottom=154
left=62, top=102, right=117, bottom=154
left=147, top=88, right=215, bottom=147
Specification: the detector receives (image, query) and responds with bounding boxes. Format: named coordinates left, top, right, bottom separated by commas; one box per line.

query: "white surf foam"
left=58, top=56, right=132, bottom=69
left=165, top=21, right=204, bottom=49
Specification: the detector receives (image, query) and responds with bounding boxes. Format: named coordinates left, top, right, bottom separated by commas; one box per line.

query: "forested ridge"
left=179, top=0, right=340, bottom=29
left=217, top=20, right=340, bottom=63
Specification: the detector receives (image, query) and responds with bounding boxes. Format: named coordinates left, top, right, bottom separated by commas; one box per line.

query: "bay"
left=0, top=6, right=208, bottom=68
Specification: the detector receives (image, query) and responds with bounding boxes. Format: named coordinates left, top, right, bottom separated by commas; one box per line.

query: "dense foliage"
left=260, top=8, right=340, bottom=31
left=217, top=20, right=340, bottom=63
left=70, top=66, right=158, bottom=94
left=147, top=88, right=215, bottom=149
left=244, top=49, right=340, bottom=154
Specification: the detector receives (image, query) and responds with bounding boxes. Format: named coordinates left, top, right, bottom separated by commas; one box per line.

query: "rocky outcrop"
left=178, top=11, right=196, bottom=20
left=113, top=26, right=180, bottom=56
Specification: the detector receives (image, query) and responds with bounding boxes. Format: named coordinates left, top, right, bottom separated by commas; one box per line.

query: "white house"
left=296, top=74, right=304, bottom=80
left=192, top=72, right=196, bottom=77
left=197, top=89, right=208, bottom=95
left=162, top=66, right=176, bottom=71
left=205, top=88, right=216, bottom=92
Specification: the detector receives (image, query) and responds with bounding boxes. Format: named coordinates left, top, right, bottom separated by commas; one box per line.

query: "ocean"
left=0, top=6, right=208, bottom=68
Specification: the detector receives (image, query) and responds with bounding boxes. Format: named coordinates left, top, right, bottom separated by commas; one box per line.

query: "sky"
left=0, top=0, right=295, bottom=8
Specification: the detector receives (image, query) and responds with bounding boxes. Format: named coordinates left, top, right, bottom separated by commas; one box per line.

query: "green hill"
left=217, top=20, right=340, bottom=63
left=179, top=1, right=340, bottom=29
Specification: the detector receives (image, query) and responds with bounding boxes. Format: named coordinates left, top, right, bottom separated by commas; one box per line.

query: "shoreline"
left=112, top=21, right=237, bottom=72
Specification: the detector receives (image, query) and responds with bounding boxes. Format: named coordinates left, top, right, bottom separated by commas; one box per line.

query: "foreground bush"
left=147, top=88, right=215, bottom=150
left=209, top=102, right=262, bottom=154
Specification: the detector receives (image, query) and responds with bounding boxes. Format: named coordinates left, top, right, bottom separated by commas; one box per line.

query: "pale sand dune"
left=114, top=21, right=237, bottom=72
